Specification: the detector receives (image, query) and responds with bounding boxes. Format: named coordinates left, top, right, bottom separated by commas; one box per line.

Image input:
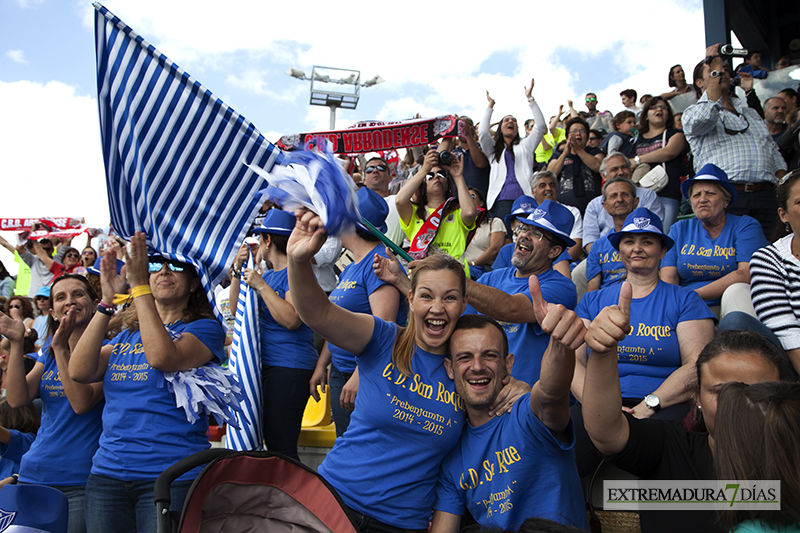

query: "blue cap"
left=515, top=199, right=576, bottom=247
left=503, top=195, right=538, bottom=231
left=87, top=257, right=125, bottom=276
left=36, top=286, right=51, bottom=299
left=608, top=207, right=674, bottom=251
left=252, top=209, right=296, bottom=236
left=355, top=186, right=389, bottom=234
left=680, top=163, right=737, bottom=203
left=0, top=483, right=69, bottom=533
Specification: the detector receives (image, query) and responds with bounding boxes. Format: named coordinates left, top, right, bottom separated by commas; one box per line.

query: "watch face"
left=645, top=394, right=659, bottom=408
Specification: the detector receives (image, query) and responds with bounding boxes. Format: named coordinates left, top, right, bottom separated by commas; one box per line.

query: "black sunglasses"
left=8, top=304, right=22, bottom=309
left=720, top=113, right=749, bottom=135
left=365, top=164, right=387, bottom=174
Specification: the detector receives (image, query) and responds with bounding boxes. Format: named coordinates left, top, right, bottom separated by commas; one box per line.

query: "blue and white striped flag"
left=227, top=251, right=263, bottom=450
left=94, top=3, right=278, bottom=449
left=94, top=2, right=283, bottom=307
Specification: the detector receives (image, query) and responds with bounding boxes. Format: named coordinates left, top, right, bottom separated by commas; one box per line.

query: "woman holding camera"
left=396, top=148, right=477, bottom=265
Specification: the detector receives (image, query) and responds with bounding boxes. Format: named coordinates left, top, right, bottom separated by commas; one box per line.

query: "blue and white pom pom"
left=246, top=138, right=361, bottom=235
left=160, top=364, right=246, bottom=428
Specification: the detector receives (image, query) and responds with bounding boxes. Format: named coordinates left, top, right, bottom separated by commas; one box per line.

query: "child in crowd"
left=600, top=110, right=637, bottom=158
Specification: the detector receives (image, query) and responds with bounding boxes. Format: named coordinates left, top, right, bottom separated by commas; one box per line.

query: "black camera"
left=437, top=151, right=454, bottom=166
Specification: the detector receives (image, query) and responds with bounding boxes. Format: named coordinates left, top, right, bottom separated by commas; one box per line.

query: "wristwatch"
left=644, top=394, right=661, bottom=412
left=634, top=155, right=641, bottom=165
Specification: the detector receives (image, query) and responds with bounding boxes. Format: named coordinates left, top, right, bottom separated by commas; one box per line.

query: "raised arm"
left=50, top=306, right=104, bottom=414
left=31, top=239, right=55, bottom=271
left=450, top=155, right=477, bottom=227
left=477, top=91, right=496, bottom=160
left=396, top=150, right=438, bottom=224
left=460, top=120, right=488, bottom=168
left=581, top=282, right=633, bottom=455
left=0, top=314, right=42, bottom=408
left=242, top=268, right=302, bottom=330
left=287, top=210, right=375, bottom=355
left=528, top=276, right=586, bottom=436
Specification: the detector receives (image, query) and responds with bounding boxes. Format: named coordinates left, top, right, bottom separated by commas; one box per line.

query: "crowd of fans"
left=1, top=44, right=800, bottom=533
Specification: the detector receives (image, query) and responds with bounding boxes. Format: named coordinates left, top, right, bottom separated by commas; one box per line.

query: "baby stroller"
left=155, top=449, right=359, bottom=533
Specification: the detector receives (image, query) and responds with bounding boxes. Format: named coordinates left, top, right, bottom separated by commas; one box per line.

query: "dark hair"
left=412, top=169, right=455, bottom=219
left=774, top=169, right=800, bottom=240
left=0, top=260, right=9, bottom=281
left=392, top=255, right=466, bottom=377
left=689, top=330, right=797, bottom=431
left=620, top=89, right=637, bottom=101
left=260, top=232, right=289, bottom=255
left=564, top=117, right=589, bottom=136
left=613, top=110, right=636, bottom=130
left=366, top=156, right=388, bottom=169
left=692, top=60, right=706, bottom=98
left=47, top=274, right=99, bottom=340
left=5, top=296, right=33, bottom=320
left=588, top=129, right=604, bottom=141
left=744, top=49, right=761, bottom=61
left=0, top=397, right=39, bottom=435
left=468, top=187, right=487, bottom=210
left=714, top=381, right=800, bottom=529
left=668, top=64, right=682, bottom=88
left=492, top=116, right=521, bottom=163
left=451, top=314, right=509, bottom=359
left=638, top=96, right=675, bottom=135
left=354, top=227, right=381, bottom=243
left=61, top=246, right=80, bottom=261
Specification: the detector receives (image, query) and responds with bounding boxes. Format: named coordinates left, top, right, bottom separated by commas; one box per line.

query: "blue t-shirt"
left=465, top=268, right=577, bottom=385
left=435, top=395, right=587, bottom=530
left=258, top=268, right=318, bottom=370
left=328, top=244, right=405, bottom=374
left=586, top=234, right=626, bottom=287
left=576, top=281, right=715, bottom=399
left=92, top=319, right=225, bottom=481
left=318, top=317, right=465, bottom=529
left=663, top=215, right=768, bottom=306
left=18, top=342, right=103, bottom=485
left=0, top=430, right=35, bottom=478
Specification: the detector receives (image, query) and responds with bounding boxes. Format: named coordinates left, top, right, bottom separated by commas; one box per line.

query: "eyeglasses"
left=721, top=113, right=749, bottom=135
left=425, top=171, right=448, bottom=181
left=588, top=136, right=600, bottom=141
left=148, top=260, right=190, bottom=274
left=514, top=224, right=551, bottom=242
left=649, top=105, right=669, bottom=112
left=65, top=253, right=80, bottom=258
left=585, top=97, right=597, bottom=102
left=8, top=304, right=22, bottom=309
left=365, top=164, right=387, bottom=174
left=568, top=129, right=586, bottom=136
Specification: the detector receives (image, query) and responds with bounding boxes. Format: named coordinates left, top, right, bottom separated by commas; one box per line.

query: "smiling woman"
left=286, top=209, right=524, bottom=532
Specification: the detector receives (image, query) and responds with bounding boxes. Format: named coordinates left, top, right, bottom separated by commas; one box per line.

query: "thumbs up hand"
left=529, top=275, right=586, bottom=351
left=585, top=281, right=632, bottom=356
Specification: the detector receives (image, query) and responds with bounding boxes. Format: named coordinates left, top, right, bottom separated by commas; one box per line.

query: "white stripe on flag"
left=227, top=252, right=263, bottom=450
left=94, top=2, right=283, bottom=318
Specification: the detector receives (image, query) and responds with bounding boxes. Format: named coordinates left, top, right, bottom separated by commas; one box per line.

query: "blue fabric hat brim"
left=514, top=215, right=577, bottom=248
left=608, top=229, right=675, bottom=251
left=680, top=164, right=737, bottom=203
left=253, top=209, right=297, bottom=236
left=607, top=207, right=675, bottom=251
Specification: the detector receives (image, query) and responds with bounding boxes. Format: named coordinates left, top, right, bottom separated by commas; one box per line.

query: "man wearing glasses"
left=683, top=43, right=787, bottom=237
left=362, top=156, right=404, bottom=246
left=582, top=93, right=613, bottom=132
left=460, top=200, right=578, bottom=386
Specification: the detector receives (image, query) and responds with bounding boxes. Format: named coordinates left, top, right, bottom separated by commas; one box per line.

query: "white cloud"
left=5, top=50, right=27, bottom=64
left=15, top=0, right=44, bottom=7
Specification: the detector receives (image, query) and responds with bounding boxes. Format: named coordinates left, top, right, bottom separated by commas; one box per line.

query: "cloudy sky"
left=0, top=0, right=709, bottom=272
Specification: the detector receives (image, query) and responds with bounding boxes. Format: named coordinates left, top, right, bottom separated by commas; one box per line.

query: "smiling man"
left=462, top=200, right=577, bottom=385
left=430, top=284, right=588, bottom=531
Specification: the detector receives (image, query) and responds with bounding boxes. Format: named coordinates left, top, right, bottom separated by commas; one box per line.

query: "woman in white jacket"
left=478, top=77, right=546, bottom=218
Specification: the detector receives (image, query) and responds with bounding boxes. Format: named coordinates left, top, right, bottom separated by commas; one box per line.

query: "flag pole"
left=360, top=218, right=413, bottom=263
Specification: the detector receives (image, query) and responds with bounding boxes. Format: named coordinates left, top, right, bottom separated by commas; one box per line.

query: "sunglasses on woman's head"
left=148, top=260, right=190, bottom=273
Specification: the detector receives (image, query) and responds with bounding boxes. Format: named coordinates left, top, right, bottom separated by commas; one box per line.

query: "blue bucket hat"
left=252, top=209, right=296, bottom=236
left=355, top=186, right=389, bottom=234
left=503, top=195, right=538, bottom=231
left=608, top=207, right=674, bottom=251
left=0, top=483, right=69, bottom=533
left=515, top=199, right=576, bottom=247
left=680, top=163, right=737, bottom=203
